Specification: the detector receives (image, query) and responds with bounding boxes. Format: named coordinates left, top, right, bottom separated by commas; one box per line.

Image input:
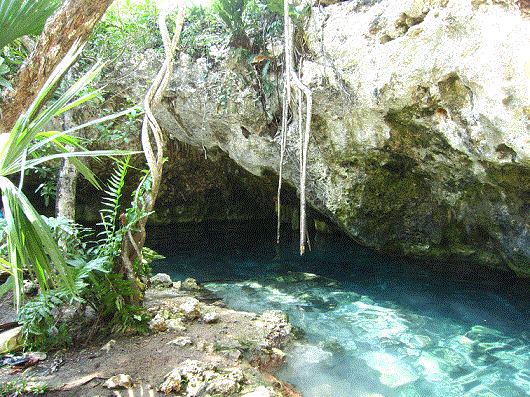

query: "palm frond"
left=0, top=0, right=62, bottom=49
left=0, top=43, right=139, bottom=309
left=0, top=176, right=77, bottom=309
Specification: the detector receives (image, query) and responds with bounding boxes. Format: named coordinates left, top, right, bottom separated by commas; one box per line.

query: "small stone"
left=173, top=280, right=182, bottom=290
left=180, top=297, right=201, bottom=320
left=182, top=278, right=201, bottom=291
left=23, top=280, right=38, bottom=295
left=206, top=378, right=240, bottom=394
left=159, top=368, right=182, bottom=394
left=167, top=336, right=193, bottom=347
left=177, top=359, right=212, bottom=378
left=104, top=374, right=133, bottom=389
left=149, top=314, right=168, bottom=332
left=25, top=351, right=47, bottom=361
left=100, top=339, right=116, bottom=353
left=150, top=273, right=173, bottom=288
left=224, top=349, right=242, bottom=361
left=242, top=386, right=271, bottom=397
left=166, top=318, right=187, bottom=332
left=203, top=312, right=220, bottom=324
left=186, top=380, right=206, bottom=397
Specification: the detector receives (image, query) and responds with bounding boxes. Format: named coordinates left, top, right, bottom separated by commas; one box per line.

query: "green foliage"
left=212, top=0, right=247, bottom=31
left=180, top=5, right=225, bottom=59
left=0, top=378, right=48, bottom=396
left=87, top=0, right=163, bottom=61
left=0, top=57, right=11, bottom=90
left=217, top=85, right=231, bottom=110
left=18, top=289, right=76, bottom=351
left=0, top=44, right=136, bottom=310
left=94, top=102, right=143, bottom=144
left=266, top=0, right=283, bottom=14
left=0, top=0, right=61, bottom=49
left=84, top=158, right=155, bottom=335
left=244, top=0, right=282, bottom=49
left=15, top=161, right=160, bottom=348
left=34, top=165, right=58, bottom=207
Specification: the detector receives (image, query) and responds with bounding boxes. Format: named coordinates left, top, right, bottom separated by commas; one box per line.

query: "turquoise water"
left=148, top=221, right=530, bottom=397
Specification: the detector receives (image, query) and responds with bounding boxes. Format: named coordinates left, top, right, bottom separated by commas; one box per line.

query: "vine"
left=118, top=0, right=187, bottom=304
left=277, top=0, right=313, bottom=255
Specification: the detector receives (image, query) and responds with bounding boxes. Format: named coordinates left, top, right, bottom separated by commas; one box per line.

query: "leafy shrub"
left=86, top=0, right=163, bottom=62
left=15, top=158, right=162, bottom=349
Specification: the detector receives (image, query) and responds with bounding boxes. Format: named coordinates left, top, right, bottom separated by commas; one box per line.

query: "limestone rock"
left=180, top=297, right=201, bottom=320
left=149, top=314, right=168, bottom=332
left=167, top=336, right=193, bottom=347
left=241, top=386, right=272, bottom=397
left=159, top=368, right=182, bottom=394
left=182, top=278, right=201, bottom=291
left=150, top=273, right=173, bottom=288
left=104, top=374, right=133, bottom=389
left=203, top=311, right=220, bottom=324
left=99, top=0, right=530, bottom=275
left=166, top=318, right=187, bottom=332
left=100, top=339, right=116, bottom=353
left=259, top=310, right=293, bottom=347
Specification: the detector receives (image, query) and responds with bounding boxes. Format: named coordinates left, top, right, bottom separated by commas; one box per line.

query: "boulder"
left=150, top=273, right=173, bottom=288
left=180, top=297, right=201, bottom=320
left=159, top=368, right=182, bottom=394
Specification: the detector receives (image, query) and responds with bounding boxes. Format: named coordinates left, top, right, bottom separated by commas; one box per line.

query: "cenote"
left=147, top=220, right=530, bottom=397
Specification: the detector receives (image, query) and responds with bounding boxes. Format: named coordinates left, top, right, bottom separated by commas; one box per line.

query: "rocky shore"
left=0, top=275, right=302, bottom=397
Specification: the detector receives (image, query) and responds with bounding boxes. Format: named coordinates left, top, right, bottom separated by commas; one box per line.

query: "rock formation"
left=101, top=0, right=530, bottom=275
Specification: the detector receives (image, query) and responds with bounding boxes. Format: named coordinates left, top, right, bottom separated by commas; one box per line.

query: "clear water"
left=147, top=220, right=530, bottom=397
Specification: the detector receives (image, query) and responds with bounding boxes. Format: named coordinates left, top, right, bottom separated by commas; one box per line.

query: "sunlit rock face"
left=113, top=1, right=530, bottom=275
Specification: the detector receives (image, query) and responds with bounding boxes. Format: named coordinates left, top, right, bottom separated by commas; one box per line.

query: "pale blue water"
left=147, top=221, right=530, bottom=397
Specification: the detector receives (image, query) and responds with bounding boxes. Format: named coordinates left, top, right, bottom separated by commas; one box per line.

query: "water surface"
left=148, top=220, right=530, bottom=397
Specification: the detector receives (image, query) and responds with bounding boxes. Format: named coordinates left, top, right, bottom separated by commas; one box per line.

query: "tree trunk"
left=55, top=159, right=78, bottom=221
left=0, top=0, right=115, bottom=134
left=55, top=94, right=78, bottom=222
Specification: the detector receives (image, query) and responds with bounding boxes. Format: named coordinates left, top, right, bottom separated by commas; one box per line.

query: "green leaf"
left=0, top=0, right=62, bottom=49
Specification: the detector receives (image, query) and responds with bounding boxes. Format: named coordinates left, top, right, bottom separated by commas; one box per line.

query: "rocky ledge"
left=96, top=0, right=530, bottom=276
left=0, top=276, right=302, bottom=397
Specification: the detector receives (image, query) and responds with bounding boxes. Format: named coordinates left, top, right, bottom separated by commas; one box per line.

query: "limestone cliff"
left=108, top=0, right=530, bottom=276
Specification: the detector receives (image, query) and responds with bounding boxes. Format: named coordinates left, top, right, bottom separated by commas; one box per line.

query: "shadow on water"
left=146, top=219, right=530, bottom=336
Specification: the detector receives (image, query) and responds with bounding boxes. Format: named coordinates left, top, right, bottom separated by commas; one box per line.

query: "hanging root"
left=277, top=0, right=313, bottom=255
left=120, top=0, right=186, bottom=303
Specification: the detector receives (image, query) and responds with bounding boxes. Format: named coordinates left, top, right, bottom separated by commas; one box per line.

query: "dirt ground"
left=0, top=285, right=301, bottom=397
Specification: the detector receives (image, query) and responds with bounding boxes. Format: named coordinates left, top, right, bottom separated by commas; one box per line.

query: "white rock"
left=241, top=386, right=271, bottom=397
left=203, top=311, right=220, bottom=324
left=167, top=336, right=193, bottom=347
left=104, top=374, right=133, bottom=389
left=166, top=318, right=187, bottom=332
left=149, top=314, right=168, bottom=332
left=159, top=368, right=182, bottom=394
left=100, top=339, right=116, bottom=353
left=180, top=297, right=201, bottom=320
left=150, top=273, right=173, bottom=288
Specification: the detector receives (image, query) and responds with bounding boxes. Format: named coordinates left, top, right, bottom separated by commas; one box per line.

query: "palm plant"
left=212, top=0, right=251, bottom=49
left=0, top=43, right=138, bottom=310
left=0, top=0, right=62, bottom=50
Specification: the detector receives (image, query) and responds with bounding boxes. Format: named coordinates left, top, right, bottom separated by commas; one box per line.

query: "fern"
left=18, top=158, right=159, bottom=348
left=97, top=155, right=131, bottom=244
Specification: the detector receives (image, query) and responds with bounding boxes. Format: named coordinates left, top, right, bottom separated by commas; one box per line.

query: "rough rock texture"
left=105, top=0, right=530, bottom=275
